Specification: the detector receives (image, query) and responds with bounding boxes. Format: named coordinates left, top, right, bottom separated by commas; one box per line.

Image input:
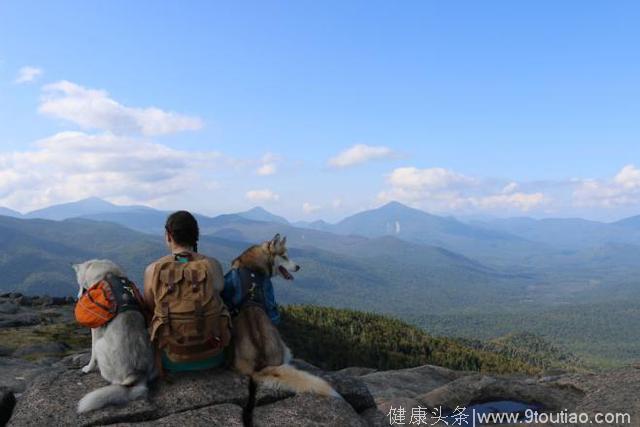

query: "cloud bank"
left=378, top=166, right=548, bottom=213
left=328, top=144, right=395, bottom=168
left=573, top=165, right=640, bottom=208
left=0, top=132, right=221, bottom=211
left=2, top=77, right=640, bottom=220
left=0, top=79, right=219, bottom=211
left=39, top=81, right=203, bottom=136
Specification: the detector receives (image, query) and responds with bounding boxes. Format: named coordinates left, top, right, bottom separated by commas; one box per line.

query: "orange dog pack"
left=75, top=273, right=145, bottom=328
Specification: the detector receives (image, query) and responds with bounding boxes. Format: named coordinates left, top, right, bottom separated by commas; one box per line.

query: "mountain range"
left=0, top=212, right=520, bottom=315
left=7, top=197, right=640, bottom=250
left=2, top=197, right=640, bottom=366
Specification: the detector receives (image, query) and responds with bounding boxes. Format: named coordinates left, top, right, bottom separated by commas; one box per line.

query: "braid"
left=165, top=211, right=199, bottom=251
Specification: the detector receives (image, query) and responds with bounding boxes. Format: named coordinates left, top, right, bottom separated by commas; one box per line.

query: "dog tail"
left=77, top=380, right=147, bottom=414
left=252, top=364, right=341, bottom=398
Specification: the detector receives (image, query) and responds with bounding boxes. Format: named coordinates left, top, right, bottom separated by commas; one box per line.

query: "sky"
left=0, top=1, right=639, bottom=222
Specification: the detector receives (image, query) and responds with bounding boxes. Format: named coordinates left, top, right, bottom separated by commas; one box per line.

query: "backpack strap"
left=86, top=283, right=115, bottom=314
left=194, top=300, right=204, bottom=336
left=161, top=301, right=172, bottom=338
left=104, top=273, right=142, bottom=315
left=231, top=267, right=267, bottom=314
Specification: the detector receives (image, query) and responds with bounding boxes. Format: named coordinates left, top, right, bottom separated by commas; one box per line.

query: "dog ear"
left=280, top=236, right=287, bottom=247
left=269, top=234, right=280, bottom=250
left=71, top=262, right=79, bottom=272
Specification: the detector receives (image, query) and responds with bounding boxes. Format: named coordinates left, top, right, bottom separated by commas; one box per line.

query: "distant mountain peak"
left=74, top=197, right=117, bottom=207
left=376, top=201, right=431, bottom=216
left=0, top=206, right=22, bottom=218
left=25, top=197, right=149, bottom=221
left=236, top=206, right=289, bottom=224
left=246, top=206, right=272, bottom=214
left=379, top=201, right=412, bottom=210
left=346, top=201, right=435, bottom=221
left=383, top=200, right=406, bottom=207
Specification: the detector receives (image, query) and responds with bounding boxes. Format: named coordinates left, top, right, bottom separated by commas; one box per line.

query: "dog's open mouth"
left=279, top=266, right=294, bottom=280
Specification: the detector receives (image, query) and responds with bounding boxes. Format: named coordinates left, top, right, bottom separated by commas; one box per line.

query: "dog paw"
left=81, top=364, right=94, bottom=374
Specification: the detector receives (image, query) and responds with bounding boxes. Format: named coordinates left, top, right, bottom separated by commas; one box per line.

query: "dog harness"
left=75, top=273, right=145, bottom=328
left=222, top=267, right=281, bottom=325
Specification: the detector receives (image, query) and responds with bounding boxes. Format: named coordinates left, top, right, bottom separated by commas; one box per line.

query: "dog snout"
left=294, top=265, right=301, bottom=272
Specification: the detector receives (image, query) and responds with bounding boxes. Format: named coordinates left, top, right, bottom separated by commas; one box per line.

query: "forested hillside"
left=279, top=305, right=576, bottom=374
left=416, top=301, right=640, bottom=368
left=461, top=332, right=584, bottom=371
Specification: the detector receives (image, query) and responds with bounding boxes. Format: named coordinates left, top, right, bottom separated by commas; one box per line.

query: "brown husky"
left=229, top=234, right=339, bottom=398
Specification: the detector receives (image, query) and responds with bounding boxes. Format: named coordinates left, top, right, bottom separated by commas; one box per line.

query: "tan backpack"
left=149, top=253, right=231, bottom=363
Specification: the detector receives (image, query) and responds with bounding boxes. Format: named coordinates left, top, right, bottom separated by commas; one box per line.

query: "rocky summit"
left=2, top=293, right=640, bottom=426
left=7, top=353, right=640, bottom=427
left=7, top=352, right=376, bottom=426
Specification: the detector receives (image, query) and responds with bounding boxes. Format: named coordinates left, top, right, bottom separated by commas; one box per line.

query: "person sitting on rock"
left=143, top=211, right=231, bottom=374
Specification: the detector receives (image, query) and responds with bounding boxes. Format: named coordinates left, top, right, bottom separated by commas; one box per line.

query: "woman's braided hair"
left=165, top=210, right=199, bottom=253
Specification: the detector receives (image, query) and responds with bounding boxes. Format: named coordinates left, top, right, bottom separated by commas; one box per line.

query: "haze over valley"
left=2, top=197, right=639, bottom=367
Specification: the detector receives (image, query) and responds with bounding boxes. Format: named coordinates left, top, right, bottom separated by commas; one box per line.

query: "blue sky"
left=0, top=1, right=639, bottom=221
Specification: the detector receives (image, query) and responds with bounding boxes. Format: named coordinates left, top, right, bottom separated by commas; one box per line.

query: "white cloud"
left=615, top=164, right=640, bottom=189
left=257, top=163, right=277, bottom=176
left=0, top=131, right=221, bottom=212
left=245, top=189, right=280, bottom=203
left=302, top=202, right=321, bottom=214
left=328, top=144, right=395, bottom=168
left=474, top=192, right=546, bottom=212
left=502, top=182, right=519, bottom=194
left=387, top=167, right=475, bottom=190
left=255, top=152, right=281, bottom=176
left=1, top=78, right=294, bottom=213
left=573, top=165, right=640, bottom=208
left=15, top=66, right=43, bottom=84
left=378, top=166, right=548, bottom=213
left=39, top=81, right=203, bottom=136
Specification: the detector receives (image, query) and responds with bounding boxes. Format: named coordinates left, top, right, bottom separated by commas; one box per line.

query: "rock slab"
left=108, top=403, right=244, bottom=426
left=254, top=394, right=366, bottom=427
left=9, top=368, right=249, bottom=426
left=7, top=357, right=372, bottom=427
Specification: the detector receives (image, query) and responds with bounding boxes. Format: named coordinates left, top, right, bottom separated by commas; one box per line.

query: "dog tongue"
left=279, top=266, right=294, bottom=280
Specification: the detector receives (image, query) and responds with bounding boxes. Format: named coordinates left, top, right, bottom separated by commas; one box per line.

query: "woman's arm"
left=207, top=257, right=225, bottom=293
left=143, top=263, right=156, bottom=314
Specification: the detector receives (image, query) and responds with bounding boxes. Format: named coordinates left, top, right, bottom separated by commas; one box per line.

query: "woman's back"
left=143, top=211, right=230, bottom=372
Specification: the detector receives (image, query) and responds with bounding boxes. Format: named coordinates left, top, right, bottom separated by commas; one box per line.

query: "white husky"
left=73, top=259, right=155, bottom=414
